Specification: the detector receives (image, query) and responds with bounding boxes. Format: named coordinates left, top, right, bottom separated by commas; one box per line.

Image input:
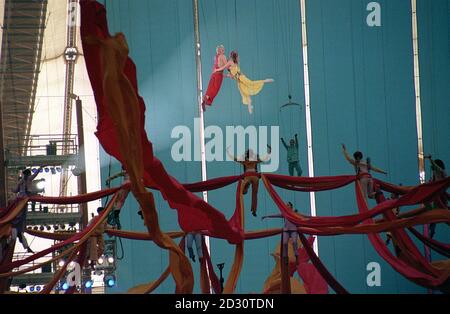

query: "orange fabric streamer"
left=0, top=199, right=28, bottom=226
left=40, top=246, right=81, bottom=294
left=263, top=241, right=306, bottom=294
left=127, top=266, right=171, bottom=294
left=127, top=238, right=186, bottom=294
left=223, top=181, right=246, bottom=293
left=85, top=32, right=193, bottom=293
left=0, top=193, right=118, bottom=281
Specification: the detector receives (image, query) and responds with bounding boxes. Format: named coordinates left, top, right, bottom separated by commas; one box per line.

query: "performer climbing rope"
left=201, top=44, right=228, bottom=112
left=214, top=51, right=274, bottom=114
left=341, top=144, right=387, bottom=199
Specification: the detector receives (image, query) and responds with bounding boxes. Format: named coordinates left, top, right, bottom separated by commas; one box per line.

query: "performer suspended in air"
left=88, top=207, right=108, bottom=267
left=341, top=144, right=387, bottom=200
left=10, top=166, right=45, bottom=253
left=201, top=45, right=228, bottom=112
left=262, top=202, right=300, bottom=264
left=227, top=146, right=271, bottom=217
left=385, top=192, right=402, bottom=256
left=281, top=134, right=302, bottom=176
left=214, top=51, right=274, bottom=114
left=105, top=168, right=130, bottom=230
left=186, top=232, right=203, bottom=263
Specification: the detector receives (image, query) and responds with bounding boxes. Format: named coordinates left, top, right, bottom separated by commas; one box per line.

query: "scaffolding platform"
left=11, top=272, right=54, bottom=287
left=26, top=211, right=82, bottom=226
left=6, top=154, right=79, bottom=168
left=5, top=134, right=79, bottom=168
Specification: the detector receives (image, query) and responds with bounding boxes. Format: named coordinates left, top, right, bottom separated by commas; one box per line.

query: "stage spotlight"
left=33, top=226, right=38, bottom=231
left=36, top=286, right=42, bottom=292
left=62, top=282, right=69, bottom=290
left=72, top=167, right=83, bottom=176
left=69, top=261, right=75, bottom=267
left=54, top=225, right=59, bottom=231
left=51, top=168, right=56, bottom=175
left=29, top=286, right=35, bottom=292
left=36, top=179, right=46, bottom=190
left=85, top=280, right=93, bottom=289
left=60, top=224, right=66, bottom=230
left=107, top=256, right=114, bottom=264
left=97, top=257, right=104, bottom=265
left=104, top=275, right=116, bottom=287
left=58, top=260, right=65, bottom=267
left=46, top=225, right=51, bottom=231
left=39, top=225, right=44, bottom=231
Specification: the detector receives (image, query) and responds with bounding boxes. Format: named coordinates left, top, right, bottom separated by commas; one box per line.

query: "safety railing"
left=5, top=134, right=78, bottom=158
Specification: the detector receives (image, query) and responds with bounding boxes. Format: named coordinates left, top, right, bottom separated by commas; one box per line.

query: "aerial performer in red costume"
left=201, top=45, right=228, bottom=112
left=214, top=51, right=274, bottom=114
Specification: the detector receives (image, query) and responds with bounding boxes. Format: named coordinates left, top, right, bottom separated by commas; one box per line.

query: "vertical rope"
left=349, top=2, right=360, bottom=146
left=316, top=0, right=332, bottom=263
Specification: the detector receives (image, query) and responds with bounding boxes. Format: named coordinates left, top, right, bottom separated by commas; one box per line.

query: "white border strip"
left=411, top=0, right=426, bottom=184
left=299, top=0, right=319, bottom=255
left=192, top=0, right=212, bottom=291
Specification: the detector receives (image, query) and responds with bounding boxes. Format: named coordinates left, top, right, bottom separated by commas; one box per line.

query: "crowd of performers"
left=0, top=136, right=447, bottom=282
left=0, top=141, right=447, bottom=270
left=0, top=42, right=448, bottom=292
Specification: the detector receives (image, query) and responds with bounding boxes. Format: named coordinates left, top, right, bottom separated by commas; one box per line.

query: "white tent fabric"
left=31, top=0, right=101, bottom=212
left=11, top=0, right=102, bottom=287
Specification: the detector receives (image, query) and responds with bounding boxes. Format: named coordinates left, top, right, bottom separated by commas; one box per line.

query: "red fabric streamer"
left=80, top=0, right=243, bottom=245
left=181, top=175, right=242, bottom=193
left=354, top=181, right=449, bottom=287
left=0, top=193, right=118, bottom=273
left=265, top=174, right=356, bottom=192
left=30, top=186, right=122, bottom=204
left=408, top=227, right=450, bottom=258
left=297, top=233, right=349, bottom=294
left=263, top=175, right=450, bottom=228
left=65, top=243, right=89, bottom=294
left=201, top=240, right=222, bottom=294
left=296, top=236, right=328, bottom=294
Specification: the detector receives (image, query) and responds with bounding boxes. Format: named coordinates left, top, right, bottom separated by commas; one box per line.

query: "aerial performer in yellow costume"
left=214, top=51, right=274, bottom=114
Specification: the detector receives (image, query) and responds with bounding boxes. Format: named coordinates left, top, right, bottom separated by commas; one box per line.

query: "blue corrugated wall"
left=97, top=0, right=449, bottom=294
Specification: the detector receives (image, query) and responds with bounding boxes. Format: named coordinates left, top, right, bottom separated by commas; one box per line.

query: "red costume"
left=203, top=54, right=224, bottom=109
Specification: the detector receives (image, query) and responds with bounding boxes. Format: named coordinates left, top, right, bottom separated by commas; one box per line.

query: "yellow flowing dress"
left=229, top=63, right=266, bottom=106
